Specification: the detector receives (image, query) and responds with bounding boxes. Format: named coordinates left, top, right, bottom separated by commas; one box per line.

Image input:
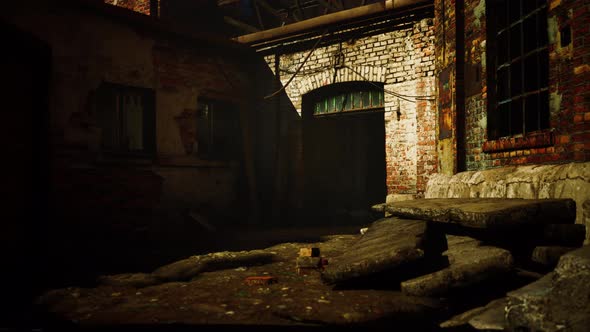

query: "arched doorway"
left=302, top=81, right=386, bottom=224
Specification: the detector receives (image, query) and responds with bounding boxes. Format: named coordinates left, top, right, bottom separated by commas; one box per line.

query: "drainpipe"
left=234, top=0, right=431, bottom=44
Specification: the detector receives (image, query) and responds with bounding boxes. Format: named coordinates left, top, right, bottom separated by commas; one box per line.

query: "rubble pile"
left=360, top=198, right=588, bottom=331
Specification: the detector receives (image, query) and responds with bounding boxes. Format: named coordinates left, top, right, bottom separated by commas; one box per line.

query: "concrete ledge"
left=425, top=162, right=590, bottom=243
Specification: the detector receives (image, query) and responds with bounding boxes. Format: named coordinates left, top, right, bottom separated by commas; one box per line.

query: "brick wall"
left=104, top=0, right=152, bottom=15
left=437, top=0, right=590, bottom=172
left=266, top=18, right=437, bottom=196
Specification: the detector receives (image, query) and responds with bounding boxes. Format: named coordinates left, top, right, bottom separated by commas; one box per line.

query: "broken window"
left=196, top=98, right=241, bottom=160
left=96, top=83, right=155, bottom=155
left=487, top=0, right=550, bottom=139
left=312, top=82, right=384, bottom=116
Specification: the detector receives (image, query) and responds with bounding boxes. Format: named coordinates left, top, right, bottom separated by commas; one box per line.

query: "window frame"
left=96, top=82, right=156, bottom=158
left=309, top=81, right=385, bottom=117
left=486, top=0, right=550, bottom=140
left=196, top=97, right=242, bottom=161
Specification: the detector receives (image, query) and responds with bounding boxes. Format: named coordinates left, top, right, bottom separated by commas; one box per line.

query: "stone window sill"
left=482, top=130, right=554, bottom=153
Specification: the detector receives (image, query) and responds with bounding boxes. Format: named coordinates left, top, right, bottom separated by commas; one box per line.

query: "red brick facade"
left=104, top=0, right=151, bottom=15
left=436, top=0, right=590, bottom=172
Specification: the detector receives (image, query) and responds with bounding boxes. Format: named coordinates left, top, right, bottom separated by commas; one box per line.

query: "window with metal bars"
left=487, top=0, right=550, bottom=139
left=312, top=82, right=384, bottom=116
left=96, top=82, right=155, bottom=156
left=196, top=98, right=241, bottom=160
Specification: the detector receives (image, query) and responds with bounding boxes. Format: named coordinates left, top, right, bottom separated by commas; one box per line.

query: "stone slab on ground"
left=531, top=246, right=577, bottom=267
left=97, top=273, right=159, bottom=288
left=401, top=235, right=514, bottom=297
left=152, top=249, right=276, bottom=282
left=321, top=217, right=447, bottom=285
left=440, top=297, right=507, bottom=330
left=506, top=246, right=590, bottom=332
left=383, top=198, right=576, bottom=230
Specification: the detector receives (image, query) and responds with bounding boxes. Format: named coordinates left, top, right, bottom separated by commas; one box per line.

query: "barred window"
left=312, top=82, right=384, bottom=116
left=488, top=0, right=550, bottom=139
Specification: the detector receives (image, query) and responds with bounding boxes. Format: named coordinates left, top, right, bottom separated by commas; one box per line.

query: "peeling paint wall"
left=2, top=3, right=261, bottom=224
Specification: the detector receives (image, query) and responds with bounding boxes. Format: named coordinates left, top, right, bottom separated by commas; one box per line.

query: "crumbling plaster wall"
left=265, top=17, right=438, bottom=197
left=3, top=4, right=251, bottom=217
left=426, top=162, right=590, bottom=243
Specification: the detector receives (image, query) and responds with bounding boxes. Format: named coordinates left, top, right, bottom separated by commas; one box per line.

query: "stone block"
left=383, top=198, right=576, bottom=230
left=321, top=217, right=447, bottom=285
left=401, top=235, right=514, bottom=297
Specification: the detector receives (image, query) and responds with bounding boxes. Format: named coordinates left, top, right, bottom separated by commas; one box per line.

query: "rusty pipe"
left=234, top=0, right=430, bottom=44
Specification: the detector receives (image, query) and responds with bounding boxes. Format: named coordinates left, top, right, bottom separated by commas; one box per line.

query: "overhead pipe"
left=234, top=0, right=430, bottom=44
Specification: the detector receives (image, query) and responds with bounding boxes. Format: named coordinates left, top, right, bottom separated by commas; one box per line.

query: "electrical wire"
left=344, top=65, right=436, bottom=102
left=264, top=29, right=329, bottom=100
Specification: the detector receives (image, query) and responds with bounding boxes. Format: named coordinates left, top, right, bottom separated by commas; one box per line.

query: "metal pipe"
left=234, top=0, right=430, bottom=44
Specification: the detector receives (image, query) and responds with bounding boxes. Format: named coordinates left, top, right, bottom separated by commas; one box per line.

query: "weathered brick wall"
left=104, top=0, right=151, bottom=15
left=437, top=0, right=590, bottom=172
left=266, top=18, right=437, bottom=196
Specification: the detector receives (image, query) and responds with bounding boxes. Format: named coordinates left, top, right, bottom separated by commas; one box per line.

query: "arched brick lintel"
left=298, top=66, right=387, bottom=96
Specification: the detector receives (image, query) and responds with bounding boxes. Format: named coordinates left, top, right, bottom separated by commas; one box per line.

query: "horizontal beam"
left=235, top=0, right=430, bottom=44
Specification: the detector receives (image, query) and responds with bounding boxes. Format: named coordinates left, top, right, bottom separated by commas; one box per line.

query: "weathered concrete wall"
left=266, top=17, right=438, bottom=198
left=425, top=162, right=590, bottom=243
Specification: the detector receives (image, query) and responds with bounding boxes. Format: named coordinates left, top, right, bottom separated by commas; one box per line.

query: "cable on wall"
left=263, top=29, right=330, bottom=100
left=344, top=65, right=436, bottom=103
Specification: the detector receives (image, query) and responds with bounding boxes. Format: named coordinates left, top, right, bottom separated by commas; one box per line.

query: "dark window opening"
left=488, top=0, right=550, bottom=139
left=97, top=83, right=155, bottom=156
left=196, top=98, right=241, bottom=161
left=312, top=82, right=384, bottom=116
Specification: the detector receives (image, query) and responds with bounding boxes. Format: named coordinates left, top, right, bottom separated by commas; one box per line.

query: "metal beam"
left=224, top=16, right=260, bottom=33
left=317, top=0, right=339, bottom=12
left=254, top=0, right=265, bottom=29
left=256, top=0, right=291, bottom=23
left=295, top=0, right=305, bottom=20
left=236, top=0, right=430, bottom=44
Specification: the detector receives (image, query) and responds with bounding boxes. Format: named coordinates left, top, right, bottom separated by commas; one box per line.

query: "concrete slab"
left=382, top=198, right=576, bottom=229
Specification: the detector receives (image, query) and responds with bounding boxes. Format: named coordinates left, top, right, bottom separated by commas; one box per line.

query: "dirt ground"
left=33, top=229, right=451, bottom=331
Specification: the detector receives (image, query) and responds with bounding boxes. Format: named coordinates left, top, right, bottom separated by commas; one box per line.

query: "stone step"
left=401, top=235, right=514, bottom=297
left=321, top=217, right=447, bottom=285
left=382, top=198, right=576, bottom=230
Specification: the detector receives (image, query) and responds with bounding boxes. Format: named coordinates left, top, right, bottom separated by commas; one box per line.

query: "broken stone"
left=152, top=249, right=275, bottom=282
left=97, top=273, right=159, bottom=288
left=401, top=235, right=514, bottom=297
left=468, top=298, right=508, bottom=331
left=383, top=198, right=576, bottom=230
left=531, top=246, right=577, bottom=267
left=506, top=246, right=590, bottom=332
left=540, top=224, right=586, bottom=247
left=440, top=298, right=507, bottom=330
left=321, top=217, right=447, bottom=285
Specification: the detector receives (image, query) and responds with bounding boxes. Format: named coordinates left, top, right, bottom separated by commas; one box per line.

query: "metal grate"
left=489, top=0, right=550, bottom=138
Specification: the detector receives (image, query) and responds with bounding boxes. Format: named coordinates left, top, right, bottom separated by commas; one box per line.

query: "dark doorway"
left=302, top=82, right=386, bottom=224
left=0, top=20, right=52, bottom=325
